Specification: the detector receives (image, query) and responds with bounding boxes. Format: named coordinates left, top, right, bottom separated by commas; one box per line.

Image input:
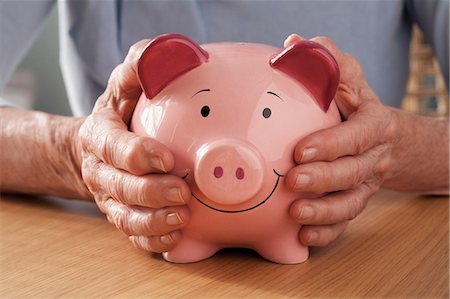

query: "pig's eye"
left=201, top=105, right=210, bottom=117
left=262, top=108, right=271, bottom=118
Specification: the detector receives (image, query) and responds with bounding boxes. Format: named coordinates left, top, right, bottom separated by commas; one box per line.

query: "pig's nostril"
left=236, top=167, right=245, bottom=180
left=214, top=166, right=223, bottom=178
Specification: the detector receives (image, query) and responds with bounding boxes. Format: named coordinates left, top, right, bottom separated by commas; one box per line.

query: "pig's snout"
left=194, top=140, right=264, bottom=205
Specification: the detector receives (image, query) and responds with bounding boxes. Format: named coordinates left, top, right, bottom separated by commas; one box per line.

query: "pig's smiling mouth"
left=182, top=169, right=283, bottom=213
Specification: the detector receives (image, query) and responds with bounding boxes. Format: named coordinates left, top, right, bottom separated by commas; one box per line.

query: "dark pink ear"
left=270, top=41, right=339, bottom=112
left=137, top=33, right=209, bottom=99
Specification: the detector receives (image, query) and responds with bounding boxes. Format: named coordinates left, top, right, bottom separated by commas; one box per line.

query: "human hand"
left=78, top=40, right=191, bottom=253
left=284, top=34, right=396, bottom=246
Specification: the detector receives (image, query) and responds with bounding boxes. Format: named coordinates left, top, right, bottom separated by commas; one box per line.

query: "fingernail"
left=150, top=157, right=166, bottom=172
left=299, top=205, right=314, bottom=220
left=295, top=174, right=310, bottom=189
left=301, top=148, right=317, bottom=163
left=165, top=187, right=185, bottom=204
left=160, top=234, right=174, bottom=245
left=308, top=231, right=319, bottom=243
left=166, top=213, right=183, bottom=225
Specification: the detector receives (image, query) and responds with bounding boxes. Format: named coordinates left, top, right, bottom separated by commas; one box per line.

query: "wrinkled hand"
left=284, top=34, right=396, bottom=246
left=78, top=40, right=191, bottom=253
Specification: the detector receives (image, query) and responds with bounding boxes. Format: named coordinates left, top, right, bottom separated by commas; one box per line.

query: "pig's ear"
left=270, top=41, right=339, bottom=112
left=137, top=33, right=209, bottom=99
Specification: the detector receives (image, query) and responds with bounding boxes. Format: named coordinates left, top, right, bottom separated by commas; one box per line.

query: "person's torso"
left=58, top=0, right=411, bottom=115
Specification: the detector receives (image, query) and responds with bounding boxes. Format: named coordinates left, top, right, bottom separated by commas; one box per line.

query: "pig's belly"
left=182, top=194, right=299, bottom=247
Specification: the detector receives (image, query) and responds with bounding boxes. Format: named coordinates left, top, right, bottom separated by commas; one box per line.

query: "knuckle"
left=130, top=236, right=153, bottom=252
left=136, top=210, right=156, bottom=236
left=345, top=194, right=366, bottom=220
left=111, top=205, right=132, bottom=235
left=149, top=237, right=170, bottom=253
left=373, top=156, right=391, bottom=181
left=107, top=171, right=124, bottom=201
left=361, top=181, right=380, bottom=197
left=107, top=65, right=129, bottom=100
left=122, top=137, right=144, bottom=173
left=314, top=163, right=331, bottom=193
left=93, top=93, right=109, bottom=111
left=128, top=43, right=141, bottom=59
left=78, top=118, right=96, bottom=151
left=353, top=127, right=370, bottom=155
left=95, top=196, right=109, bottom=214
left=102, top=132, right=117, bottom=165
left=138, top=178, right=155, bottom=206
left=80, top=158, right=92, bottom=180
left=146, top=214, right=163, bottom=236
left=327, top=134, right=342, bottom=161
left=351, top=156, right=367, bottom=187
left=343, top=53, right=365, bottom=79
left=127, top=40, right=149, bottom=61
left=77, top=122, right=89, bottom=144
left=321, top=202, right=335, bottom=223
left=81, top=158, right=100, bottom=192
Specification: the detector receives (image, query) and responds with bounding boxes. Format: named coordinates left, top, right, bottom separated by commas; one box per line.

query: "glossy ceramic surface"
left=130, top=34, right=341, bottom=264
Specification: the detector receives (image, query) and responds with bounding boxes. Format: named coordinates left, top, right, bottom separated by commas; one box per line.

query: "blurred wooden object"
left=1, top=190, right=448, bottom=298
left=402, top=26, right=449, bottom=116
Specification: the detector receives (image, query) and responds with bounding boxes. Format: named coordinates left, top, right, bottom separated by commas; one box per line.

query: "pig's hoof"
left=162, top=249, right=218, bottom=263
left=162, top=239, right=220, bottom=263
left=257, top=245, right=309, bottom=264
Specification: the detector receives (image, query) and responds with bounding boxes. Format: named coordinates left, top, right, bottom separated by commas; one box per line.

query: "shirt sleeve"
left=0, top=0, right=56, bottom=104
left=407, top=0, right=449, bottom=87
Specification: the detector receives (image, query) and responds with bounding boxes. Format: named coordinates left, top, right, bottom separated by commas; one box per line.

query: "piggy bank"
left=130, top=33, right=340, bottom=264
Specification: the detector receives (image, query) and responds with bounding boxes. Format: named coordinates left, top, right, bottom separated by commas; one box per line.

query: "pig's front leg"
left=254, top=228, right=309, bottom=264
left=163, top=235, right=220, bottom=263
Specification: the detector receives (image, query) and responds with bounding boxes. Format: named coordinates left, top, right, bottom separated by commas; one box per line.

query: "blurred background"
left=1, top=6, right=448, bottom=117
left=1, top=7, right=71, bottom=116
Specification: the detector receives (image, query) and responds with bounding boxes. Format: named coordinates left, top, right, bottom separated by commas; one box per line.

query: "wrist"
left=47, top=114, right=92, bottom=200
left=383, top=107, right=449, bottom=193
left=0, top=108, right=92, bottom=200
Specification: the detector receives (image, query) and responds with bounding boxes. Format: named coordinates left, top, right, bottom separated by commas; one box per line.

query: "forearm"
left=383, top=107, right=449, bottom=194
left=0, top=107, right=92, bottom=200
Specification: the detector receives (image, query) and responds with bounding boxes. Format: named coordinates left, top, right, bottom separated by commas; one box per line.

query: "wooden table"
left=1, top=190, right=448, bottom=298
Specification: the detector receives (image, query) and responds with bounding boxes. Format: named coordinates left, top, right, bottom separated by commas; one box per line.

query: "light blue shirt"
left=0, top=0, right=448, bottom=116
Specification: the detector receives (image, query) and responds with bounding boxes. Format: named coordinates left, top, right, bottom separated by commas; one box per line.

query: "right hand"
left=77, top=40, right=191, bottom=253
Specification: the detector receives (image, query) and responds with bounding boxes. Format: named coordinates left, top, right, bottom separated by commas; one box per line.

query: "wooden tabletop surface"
left=1, top=190, right=448, bottom=298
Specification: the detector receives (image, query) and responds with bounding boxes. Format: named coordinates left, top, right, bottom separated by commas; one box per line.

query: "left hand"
left=284, top=34, right=397, bottom=246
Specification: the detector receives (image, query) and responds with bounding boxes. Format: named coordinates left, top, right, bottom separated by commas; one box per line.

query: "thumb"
left=95, top=39, right=151, bottom=123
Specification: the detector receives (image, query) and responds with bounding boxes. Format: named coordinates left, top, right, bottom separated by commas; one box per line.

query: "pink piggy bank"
left=130, top=34, right=340, bottom=264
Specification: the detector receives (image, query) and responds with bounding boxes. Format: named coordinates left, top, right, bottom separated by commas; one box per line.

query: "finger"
left=283, top=33, right=305, bottom=47
left=309, top=35, right=382, bottom=118
left=309, top=36, right=343, bottom=59
left=293, top=109, right=394, bottom=164
left=299, top=221, right=349, bottom=246
left=84, top=157, right=190, bottom=207
left=100, top=199, right=190, bottom=236
left=95, top=39, right=151, bottom=122
left=129, top=231, right=181, bottom=253
left=289, top=183, right=377, bottom=225
left=309, top=36, right=354, bottom=80
left=287, top=146, right=387, bottom=193
left=80, top=111, right=174, bottom=175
